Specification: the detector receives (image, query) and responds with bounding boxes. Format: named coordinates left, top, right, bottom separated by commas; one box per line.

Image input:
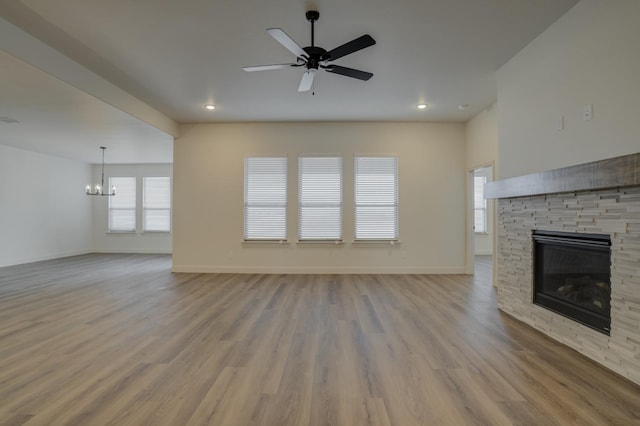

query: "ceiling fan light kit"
left=243, top=11, right=376, bottom=92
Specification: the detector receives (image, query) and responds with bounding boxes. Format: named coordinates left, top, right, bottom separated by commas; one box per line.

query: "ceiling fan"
left=243, top=11, right=376, bottom=92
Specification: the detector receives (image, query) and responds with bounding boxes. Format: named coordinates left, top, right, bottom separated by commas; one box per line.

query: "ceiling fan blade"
left=298, top=69, right=317, bottom=92
left=325, top=35, right=376, bottom=61
left=267, top=28, right=307, bottom=58
left=324, top=65, right=373, bottom=81
left=243, top=63, right=298, bottom=72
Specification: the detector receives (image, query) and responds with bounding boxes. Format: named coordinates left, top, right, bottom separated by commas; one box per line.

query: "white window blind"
left=354, top=156, right=398, bottom=240
left=143, top=177, right=171, bottom=232
left=474, top=175, right=487, bottom=233
left=298, top=156, right=342, bottom=240
left=108, top=177, right=136, bottom=232
left=244, top=156, right=288, bottom=240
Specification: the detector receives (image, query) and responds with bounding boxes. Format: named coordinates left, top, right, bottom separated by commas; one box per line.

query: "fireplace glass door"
left=533, top=230, right=611, bottom=334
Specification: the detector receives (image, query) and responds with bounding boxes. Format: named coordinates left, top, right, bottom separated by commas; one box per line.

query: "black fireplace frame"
left=532, top=230, right=612, bottom=335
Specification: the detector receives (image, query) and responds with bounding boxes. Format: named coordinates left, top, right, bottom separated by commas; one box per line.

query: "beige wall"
left=465, top=103, right=498, bottom=262
left=497, top=0, right=640, bottom=179
left=173, top=122, right=466, bottom=273
left=465, top=103, right=498, bottom=173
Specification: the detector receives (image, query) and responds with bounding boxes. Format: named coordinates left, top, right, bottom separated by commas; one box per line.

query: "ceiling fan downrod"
left=306, top=10, right=319, bottom=47
left=303, top=11, right=324, bottom=73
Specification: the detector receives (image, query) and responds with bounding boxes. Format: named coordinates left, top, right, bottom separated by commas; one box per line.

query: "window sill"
left=142, top=231, right=171, bottom=234
left=296, top=240, right=344, bottom=246
left=352, top=240, right=401, bottom=246
left=241, top=239, right=290, bottom=246
left=106, top=231, right=137, bottom=235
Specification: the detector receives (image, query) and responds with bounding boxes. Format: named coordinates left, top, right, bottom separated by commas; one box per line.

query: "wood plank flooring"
left=1, top=254, right=639, bottom=425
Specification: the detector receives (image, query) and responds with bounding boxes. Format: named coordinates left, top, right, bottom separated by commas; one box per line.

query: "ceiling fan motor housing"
left=303, top=46, right=328, bottom=70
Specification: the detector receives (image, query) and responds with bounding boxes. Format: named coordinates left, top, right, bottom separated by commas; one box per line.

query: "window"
left=298, top=156, right=342, bottom=240
left=244, top=156, right=288, bottom=240
left=354, top=156, right=398, bottom=240
left=474, top=175, right=487, bottom=233
left=143, top=177, right=171, bottom=232
left=108, top=177, right=136, bottom=232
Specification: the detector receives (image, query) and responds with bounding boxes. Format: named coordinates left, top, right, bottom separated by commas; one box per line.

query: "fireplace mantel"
left=486, top=153, right=640, bottom=199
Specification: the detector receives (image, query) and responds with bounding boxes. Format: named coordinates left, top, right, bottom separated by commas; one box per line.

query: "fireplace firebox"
left=533, top=230, right=611, bottom=335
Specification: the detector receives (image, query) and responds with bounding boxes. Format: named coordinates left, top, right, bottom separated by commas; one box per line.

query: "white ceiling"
left=0, top=0, right=579, bottom=162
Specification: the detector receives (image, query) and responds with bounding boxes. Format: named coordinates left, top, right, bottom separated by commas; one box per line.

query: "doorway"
left=467, top=164, right=494, bottom=276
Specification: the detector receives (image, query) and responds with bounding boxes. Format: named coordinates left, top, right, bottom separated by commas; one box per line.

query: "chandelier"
left=86, top=146, right=116, bottom=196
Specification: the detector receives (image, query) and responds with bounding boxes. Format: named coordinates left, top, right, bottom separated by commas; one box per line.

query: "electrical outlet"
left=557, top=115, right=564, bottom=131
left=583, top=104, right=593, bottom=121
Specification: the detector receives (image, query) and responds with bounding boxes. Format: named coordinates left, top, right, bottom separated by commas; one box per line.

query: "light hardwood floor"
left=1, top=254, right=639, bottom=425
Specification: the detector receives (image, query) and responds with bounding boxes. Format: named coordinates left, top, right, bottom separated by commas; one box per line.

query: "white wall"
left=92, top=163, right=172, bottom=253
left=0, top=144, right=92, bottom=267
left=497, top=0, right=640, bottom=179
left=173, top=122, right=466, bottom=273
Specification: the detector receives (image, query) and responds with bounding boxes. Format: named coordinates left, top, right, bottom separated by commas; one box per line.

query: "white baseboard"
left=0, top=249, right=93, bottom=268
left=171, top=265, right=466, bottom=274
left=93, top=249, right=172, bottom=254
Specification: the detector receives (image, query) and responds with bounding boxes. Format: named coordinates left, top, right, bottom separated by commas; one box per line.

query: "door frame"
left=466, top=162, right=495, bottom=275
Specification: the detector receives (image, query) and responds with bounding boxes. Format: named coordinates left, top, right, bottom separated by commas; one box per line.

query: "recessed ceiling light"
left=458, top=104, right=469, bottom=110
left=205, top=104, right=216, bottom=110
left=417, top=104, right=429, bottom=110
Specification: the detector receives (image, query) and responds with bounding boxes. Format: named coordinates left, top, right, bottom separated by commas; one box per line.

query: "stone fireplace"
left=486, top=153, right=640, bottom=385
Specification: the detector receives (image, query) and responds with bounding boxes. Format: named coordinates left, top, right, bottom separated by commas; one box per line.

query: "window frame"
left=108, top=176, right=137, bottom=233
left=243, top=155, right=288, bottom=241
left=354, top=155, right=399, bottom=241
left=142, top=176, right=172, bottom=233
left=474, top=175, right=488, bottom=234
left=298, top=155, right=343, bottom=242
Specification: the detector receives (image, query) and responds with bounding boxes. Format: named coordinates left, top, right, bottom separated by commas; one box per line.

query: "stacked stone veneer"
left=496, top=185, right=640, bottom=385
